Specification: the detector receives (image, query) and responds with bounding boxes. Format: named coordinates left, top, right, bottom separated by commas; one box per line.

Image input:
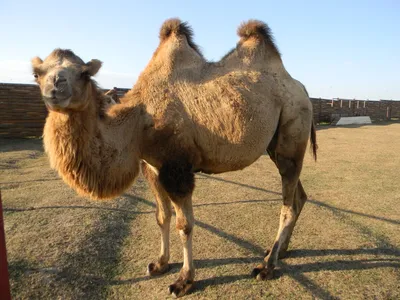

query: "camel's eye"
left=32, top=67, right=44, bottom=79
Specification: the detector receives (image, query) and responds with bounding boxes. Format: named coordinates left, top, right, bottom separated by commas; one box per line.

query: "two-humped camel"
left=31, top=18, right=317, bottom=297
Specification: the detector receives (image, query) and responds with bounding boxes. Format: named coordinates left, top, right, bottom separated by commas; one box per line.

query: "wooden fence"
left=0, top=83, right=45, bottom=138
left=310, top=97, right=400, bottom=124
left=0, top=83, right=399, bottom=138
left=0, top=83, right=129, bottom=138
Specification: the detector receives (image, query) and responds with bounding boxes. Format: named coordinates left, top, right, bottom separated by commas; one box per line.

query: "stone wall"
left=0, top=83, right=399, bottom=138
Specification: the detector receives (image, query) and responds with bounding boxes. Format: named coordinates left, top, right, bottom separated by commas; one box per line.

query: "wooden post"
left=0, top=190, right=12, bottom=300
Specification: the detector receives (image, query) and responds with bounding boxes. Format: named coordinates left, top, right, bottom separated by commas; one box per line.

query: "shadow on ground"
left=0, top=138, right=44, bottom=153
left=121, top=182, right=399, bottom=299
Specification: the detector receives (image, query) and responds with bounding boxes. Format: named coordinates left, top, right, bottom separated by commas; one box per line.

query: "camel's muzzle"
left=43, top=95, right=72, bottom=111
left=41, top=78, right=72, bottom=110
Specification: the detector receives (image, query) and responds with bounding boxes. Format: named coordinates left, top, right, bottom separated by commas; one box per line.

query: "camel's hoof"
left=168, top=279, right=194, bottom=298
left=251, top=264, right=275, bottom=281
left=264, top=249, right=289, bottom=259
left=256, top=268, right=275, bottom=281
left=251, top=264, right=264, bottom=278
left=146, top=262, right=170, bottom=276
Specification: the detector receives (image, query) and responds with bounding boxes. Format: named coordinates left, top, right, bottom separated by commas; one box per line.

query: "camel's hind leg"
left=264, top=151, right=308, bottom=259
left=141, top=161, right=172, bottom=276
left=276, top=178, right=308, bottom=255
left=252, top=119, right=310, bottom=280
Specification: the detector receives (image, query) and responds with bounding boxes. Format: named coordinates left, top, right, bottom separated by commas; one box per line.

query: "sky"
left=0, top=0, right=399, bottom=99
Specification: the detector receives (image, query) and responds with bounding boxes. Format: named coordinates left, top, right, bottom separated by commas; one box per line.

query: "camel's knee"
left=176, top=217, right=193, bottom=236
left=297, top=180, right=307, bottom=200
left=293, top=181, right=308, bottom=215
left=176, top=215, right=193, bottom=243
left=156, top=210, right=172, bottom=227
left=280, top=205, right=297, bottom=224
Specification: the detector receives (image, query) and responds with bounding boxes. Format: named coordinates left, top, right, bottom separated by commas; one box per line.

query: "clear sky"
left=0, top=0, right=399, bottom=99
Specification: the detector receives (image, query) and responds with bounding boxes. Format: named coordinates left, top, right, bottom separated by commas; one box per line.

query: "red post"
left=0, top=190, right=12, bottom=300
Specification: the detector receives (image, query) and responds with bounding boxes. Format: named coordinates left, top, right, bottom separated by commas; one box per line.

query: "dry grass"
left=1, top=124, right=399, bottom=299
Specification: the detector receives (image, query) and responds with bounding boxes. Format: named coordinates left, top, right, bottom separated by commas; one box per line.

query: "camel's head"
left=31, top=49, right=102, bottom=111
left=105, top=95, right=117, bottom=106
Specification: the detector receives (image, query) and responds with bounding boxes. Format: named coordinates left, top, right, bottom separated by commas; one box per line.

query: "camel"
left=101, top=90, right=117, bottom=113
left=105, top=87, right=120, bottom=104
left=31, top=18, right=317, bottom=297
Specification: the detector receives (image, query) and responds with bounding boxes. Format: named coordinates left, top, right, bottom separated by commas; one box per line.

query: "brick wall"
left=0, top=83, right=399, bottom=138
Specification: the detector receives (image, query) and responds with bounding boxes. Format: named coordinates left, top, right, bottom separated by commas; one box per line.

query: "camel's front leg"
left=141, top=161, right=172, bottom=275
left=168, top=196, right=195, bottom=297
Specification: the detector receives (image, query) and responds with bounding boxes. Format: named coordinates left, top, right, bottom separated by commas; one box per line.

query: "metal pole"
left=0, top=190, right=12, bottom=300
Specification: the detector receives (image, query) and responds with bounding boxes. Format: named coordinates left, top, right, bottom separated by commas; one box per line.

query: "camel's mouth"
left=43, top=96, right=71, bottom=111
left=41, top=84, right=73, bottom=111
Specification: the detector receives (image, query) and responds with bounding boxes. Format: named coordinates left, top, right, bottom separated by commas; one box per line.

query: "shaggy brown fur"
left=42, top=85, right=144, bottom=200
left=32, top=18, right=317, bottom=297
left=158, top=159, right=195, bottom=197
left=159, top=18, right=203, bottom=58
left=237, top=19, right=280, bottom=56
left=32, top=49, right=146, bottom=200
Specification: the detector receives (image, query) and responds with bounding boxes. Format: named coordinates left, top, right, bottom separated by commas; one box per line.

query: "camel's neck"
left=43, top=88, right=144, bottom=200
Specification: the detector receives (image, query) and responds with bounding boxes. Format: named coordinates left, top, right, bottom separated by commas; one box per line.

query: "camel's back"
left=125, top=18, right=311, bottom=173
left=176, top=67, right=279, bottom=140
left=130, top=66, right=288, bottom=173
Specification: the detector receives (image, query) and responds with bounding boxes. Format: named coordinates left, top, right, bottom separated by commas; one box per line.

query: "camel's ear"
left=31, top=56, right=43, bottom=67
left=31, top=57, right=43, bottom=77
left=84, top=59, right=102, bottom=76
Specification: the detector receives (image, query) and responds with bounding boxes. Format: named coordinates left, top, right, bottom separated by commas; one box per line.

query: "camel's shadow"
left=193, top=248, right=400, bottom=293
left=108, top=247, right=399, bottom=297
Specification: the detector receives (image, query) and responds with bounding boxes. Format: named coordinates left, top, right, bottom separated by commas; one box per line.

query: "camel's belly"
left=194, top=128, right=273, bottom=174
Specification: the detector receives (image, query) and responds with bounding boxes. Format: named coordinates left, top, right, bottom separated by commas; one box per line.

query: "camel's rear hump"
left=237, top=20, right=281, bottom=63
left=238, top=20, right=277, bottom=46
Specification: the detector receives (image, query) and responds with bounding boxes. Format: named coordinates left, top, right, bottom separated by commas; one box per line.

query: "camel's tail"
left=237, top=20, right=280, bottom=56
left=158, top=18, right=202, bottom=56
left=310, top=120, right=318, bottom=161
